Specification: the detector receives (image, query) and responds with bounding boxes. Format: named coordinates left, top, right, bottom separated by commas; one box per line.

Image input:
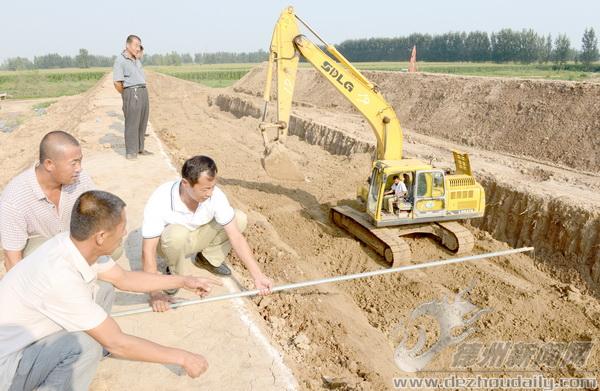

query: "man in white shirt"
left=141, top=155, right=273, bottom=312
left=383, top=175, right=408, bottom=214
left=0, top=190, right=221, bottom=390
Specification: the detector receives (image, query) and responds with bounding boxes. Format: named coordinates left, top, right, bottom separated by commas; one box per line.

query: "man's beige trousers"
left=158, top=209, right=247, bottom=274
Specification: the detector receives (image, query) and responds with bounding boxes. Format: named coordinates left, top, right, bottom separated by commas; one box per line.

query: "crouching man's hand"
left=183, top=275, right=223, bottom=297
left=180, top=351, right=209, bottom=378
left=253, top=273, right=274, bottom=295
left=149, top=291, right=175, bottom=312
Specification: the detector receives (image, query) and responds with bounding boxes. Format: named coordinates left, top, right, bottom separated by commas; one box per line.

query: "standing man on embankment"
left=113, top=34, right=151, bottom=160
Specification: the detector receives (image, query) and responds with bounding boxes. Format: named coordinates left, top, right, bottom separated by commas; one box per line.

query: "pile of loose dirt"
left=236, top=65, right=600, bottom=173
left=262, top=142, right=306, bottom=181
left=146, top=72, right=600, bottom=390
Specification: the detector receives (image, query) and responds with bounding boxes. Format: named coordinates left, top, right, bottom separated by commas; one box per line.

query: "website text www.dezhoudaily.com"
left=392, top=374, right=597, bottom=390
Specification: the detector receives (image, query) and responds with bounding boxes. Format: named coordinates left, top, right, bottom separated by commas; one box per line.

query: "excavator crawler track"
left=331, top=205, right=475, bottom=267
left=434, top=221, right=475, bottom=255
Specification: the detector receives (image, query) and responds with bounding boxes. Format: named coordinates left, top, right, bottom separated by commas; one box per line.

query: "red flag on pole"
left=408, top=45, right=417, bottom=73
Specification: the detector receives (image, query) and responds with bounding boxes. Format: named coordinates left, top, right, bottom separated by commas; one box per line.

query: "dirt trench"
left=146, top=71, right=600, bottom=390
left=211, top=91, right=600, bottom=296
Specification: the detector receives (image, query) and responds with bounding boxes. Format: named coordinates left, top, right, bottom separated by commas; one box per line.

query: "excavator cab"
left=368, top=166, right=478, bottom=226
left=364, top=160, right=446, bottom=226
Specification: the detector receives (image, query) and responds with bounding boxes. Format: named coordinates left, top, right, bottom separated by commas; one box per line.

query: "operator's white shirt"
left=141, top=179, right=235, bottom=238
left=392, top=181, right=408, bottom=196
left=0, top=232, right=115, bottom=389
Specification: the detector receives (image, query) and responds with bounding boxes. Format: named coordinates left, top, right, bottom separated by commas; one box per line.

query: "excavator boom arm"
left=261, top=7, right=403, bottom=161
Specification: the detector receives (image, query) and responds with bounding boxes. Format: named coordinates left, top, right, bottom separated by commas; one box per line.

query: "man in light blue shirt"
left=113, top=34, right=151, bottom=160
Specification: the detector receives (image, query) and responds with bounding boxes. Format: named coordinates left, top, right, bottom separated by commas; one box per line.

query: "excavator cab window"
left=414, top=170, right=446, bottom=216
left=367, top=168, right=383, bottom=216
left=416, top=171, right=445, bottom=198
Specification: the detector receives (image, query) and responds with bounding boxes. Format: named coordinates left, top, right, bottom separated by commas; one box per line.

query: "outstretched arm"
left=87, top=316, right=208, bottom=378
left=139, top=236, right=175, bottom=311
left=98, top=263, right=221, bottom=295
left=141, top=237, right=160, bottom=274
left=224, top=222, right=273, bottom=295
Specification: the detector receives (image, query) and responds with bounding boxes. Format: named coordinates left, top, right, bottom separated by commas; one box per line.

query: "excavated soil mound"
left=235, top=65, right=600, bottom=172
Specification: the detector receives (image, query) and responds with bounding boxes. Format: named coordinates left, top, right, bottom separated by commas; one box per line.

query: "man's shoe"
left=139, top=150, right=154, bottom=156
left=193, top=253, right=231, bottom=276
left=126, top=153, right=137, bottom=160
left=164, top=266, right=179, bottom=295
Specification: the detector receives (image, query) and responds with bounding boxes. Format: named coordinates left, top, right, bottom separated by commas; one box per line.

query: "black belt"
left=125, top=84, right=146, bottom=89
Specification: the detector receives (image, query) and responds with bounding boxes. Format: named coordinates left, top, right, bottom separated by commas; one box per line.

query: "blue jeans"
left=9, top=281, right=115, bottom=391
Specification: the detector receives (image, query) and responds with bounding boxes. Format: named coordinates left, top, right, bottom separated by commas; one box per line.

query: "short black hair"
left=393, top=175, right=400, bottom=180
left=70, top=191, right=126, bottom=241
left=39, top=131, right=80, bottom=162
left=126, top=34, right=141, bottom=44
left=182, top=155, right=218, bottom=186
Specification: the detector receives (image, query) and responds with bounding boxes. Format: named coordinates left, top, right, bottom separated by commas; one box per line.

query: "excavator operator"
left=384, top=175, right=407, bottom=214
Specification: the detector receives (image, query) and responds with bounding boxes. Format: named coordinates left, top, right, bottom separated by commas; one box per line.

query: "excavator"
left=258, top=6, right=486, bottom=267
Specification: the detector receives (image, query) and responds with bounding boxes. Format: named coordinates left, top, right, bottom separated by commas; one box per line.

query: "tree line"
left=1, top=49, right=269, bottom=70
left=141, top=50, right=269, bottom=66
left=2, top=49, right=115, bottom=71
left=337, top=28, right=598, bottom=67
left=2, top=28, right=598, bottom=71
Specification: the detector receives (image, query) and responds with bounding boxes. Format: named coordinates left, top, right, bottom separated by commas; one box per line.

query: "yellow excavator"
left=259, top=6, right=485, bottom=266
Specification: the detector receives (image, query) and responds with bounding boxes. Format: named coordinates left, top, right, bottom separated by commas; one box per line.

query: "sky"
left=1, top=0, right=598, bottom=61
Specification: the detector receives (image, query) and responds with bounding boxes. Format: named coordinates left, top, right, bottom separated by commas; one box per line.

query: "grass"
left=355, top=62, right=600, bottom=81
left=147, top=63, right=253, bottom=88
left=32, top=100, right=57, bottom=110
left=1, top=61, right=598, bottom=100
left=0, top=68, right=108, bottom=99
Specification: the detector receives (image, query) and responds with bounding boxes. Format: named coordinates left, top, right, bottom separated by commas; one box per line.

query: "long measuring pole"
left=112, top=247, right=534, bottom=318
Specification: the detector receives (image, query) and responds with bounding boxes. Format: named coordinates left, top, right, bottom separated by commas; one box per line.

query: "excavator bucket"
left=261, top=142, right=305, bottom=181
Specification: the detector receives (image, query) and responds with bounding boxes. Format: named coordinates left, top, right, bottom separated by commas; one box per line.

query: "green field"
left=151, top=61, right=600, bottom=87
left=355, top=62, right=600, bottom=81
left=1, top=62, right=598, bottom=100
left=147, top=64, right=253, bottom=87
left=0, top=68, right=107, bottom=99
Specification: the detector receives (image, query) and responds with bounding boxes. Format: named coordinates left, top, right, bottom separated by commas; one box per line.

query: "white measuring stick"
left=111, top=247, right=534, bottom=318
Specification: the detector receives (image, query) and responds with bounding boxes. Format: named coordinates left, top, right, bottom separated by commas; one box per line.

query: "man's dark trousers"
left=122, top=86, right=149, bottom=155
